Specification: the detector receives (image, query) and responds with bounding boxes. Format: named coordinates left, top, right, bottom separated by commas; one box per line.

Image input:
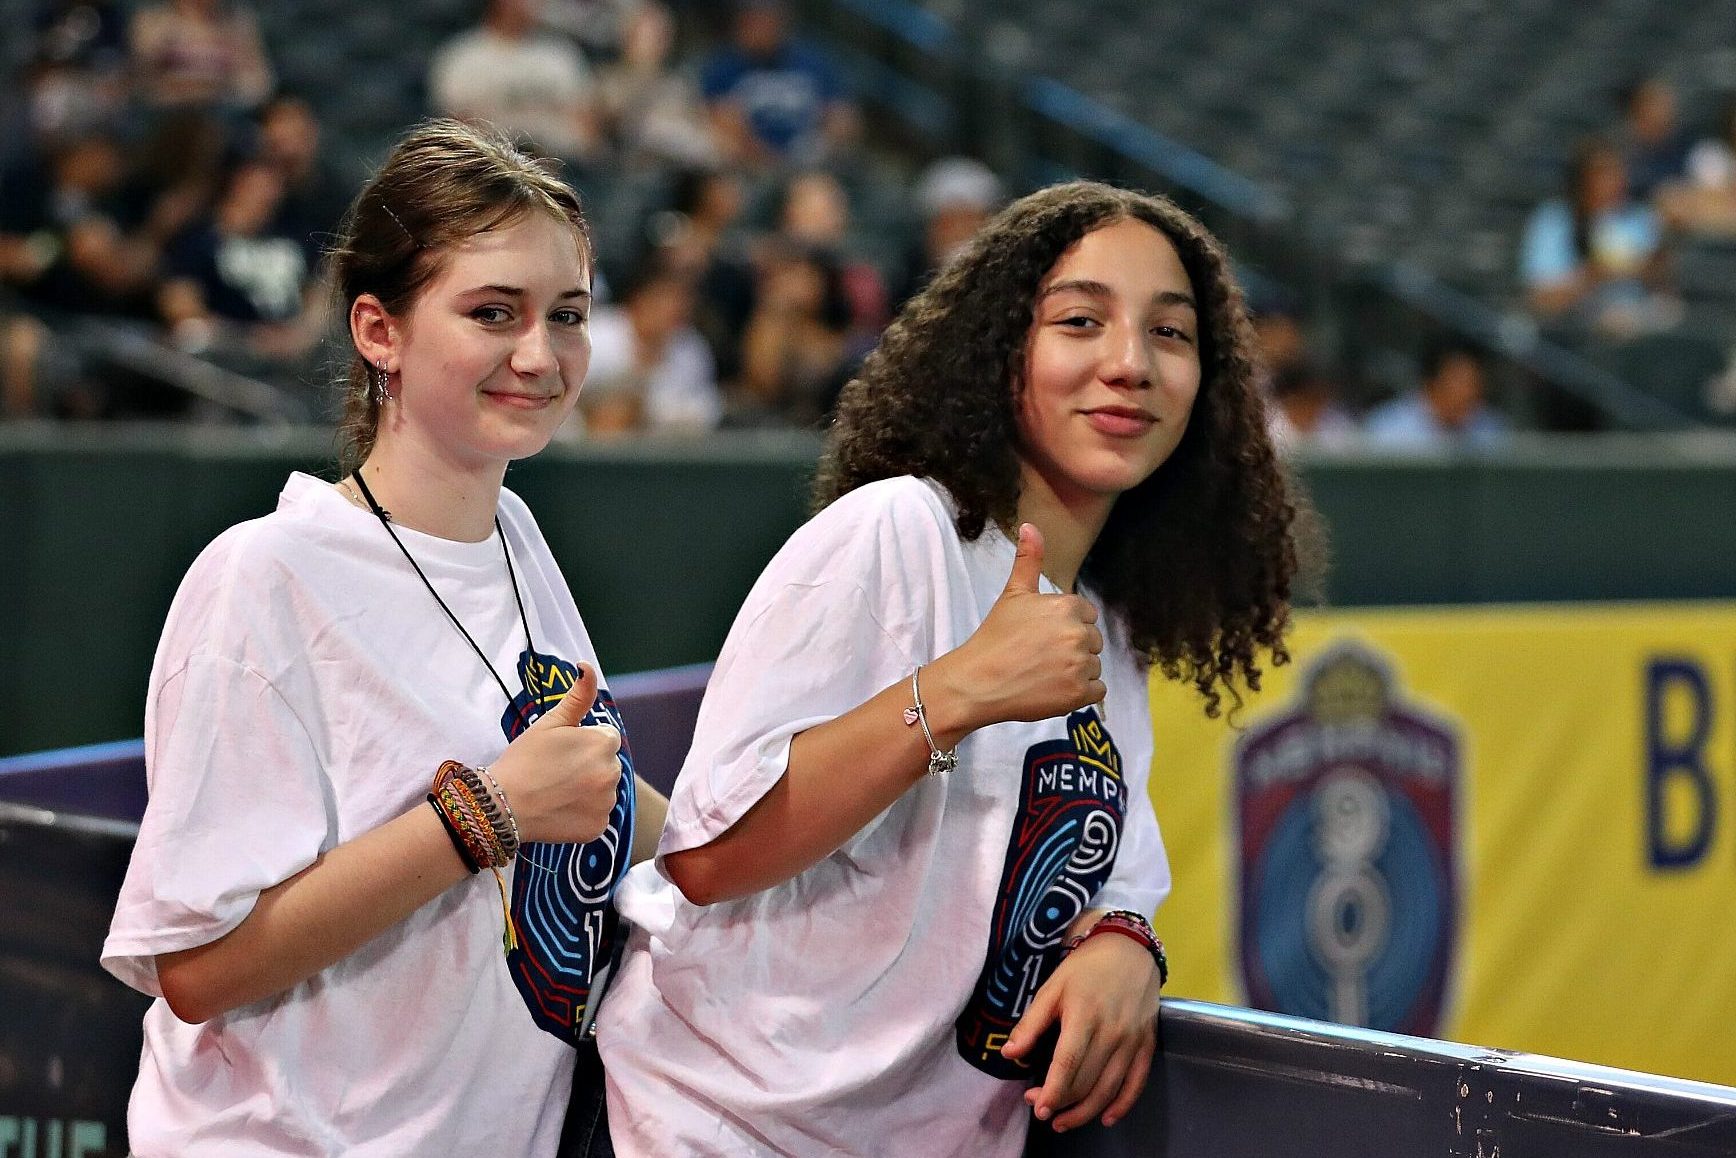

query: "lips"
left=483, top=391, right=558, bottom=410
left=1082, top=406, right=1157, bottom=437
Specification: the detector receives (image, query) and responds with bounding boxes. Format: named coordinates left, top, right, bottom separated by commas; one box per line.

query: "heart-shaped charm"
left=903, top=706, right=920, bottom=726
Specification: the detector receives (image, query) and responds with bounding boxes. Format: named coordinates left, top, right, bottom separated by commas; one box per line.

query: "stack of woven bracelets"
left=428, top=759, right=522, bottom=872
left=1065, top=909, right=1169, bottom=988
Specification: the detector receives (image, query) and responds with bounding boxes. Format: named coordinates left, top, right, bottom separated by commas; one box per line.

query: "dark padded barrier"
left=1033, top=1001, right=1736, bottom=1157
left=6, top=664, right=1736, bottom=1155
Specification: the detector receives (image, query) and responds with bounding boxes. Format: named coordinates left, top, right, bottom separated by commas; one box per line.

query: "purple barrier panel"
left=0, top=740, right=147, bottom=825
left=0, top=663, right=710, bottom=825
left=610, top=662, right=711, bottom=799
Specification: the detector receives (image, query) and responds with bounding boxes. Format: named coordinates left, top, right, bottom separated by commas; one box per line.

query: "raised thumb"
left=1001, top=523, right=1045, bottom=596
left=534, top=663, right=598, bottom=729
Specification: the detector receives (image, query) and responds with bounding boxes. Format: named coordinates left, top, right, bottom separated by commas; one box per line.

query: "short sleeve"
left=1088, top=648, right=1172, bottom=920
left=656, top=577, right=917, bottom=858
left=1089, top=785, right=1171, bottom=920
left=102, top=654, right=333, bottom=996
left=656, top=480, right=960, bottom=859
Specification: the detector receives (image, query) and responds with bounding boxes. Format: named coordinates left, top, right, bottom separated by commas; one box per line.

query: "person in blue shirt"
left=1364, top=341, right=1510, bottom=451
left=699, top=0, right=858, bottom=168
left=1520, top=138, right=1678, bottom=337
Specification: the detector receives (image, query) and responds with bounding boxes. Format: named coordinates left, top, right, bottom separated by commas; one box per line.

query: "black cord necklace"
left=351, top=471, right=539, bottom=708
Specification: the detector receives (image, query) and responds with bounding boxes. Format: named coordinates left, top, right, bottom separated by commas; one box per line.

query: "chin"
left=1078, top=455, right=1170, bottom=497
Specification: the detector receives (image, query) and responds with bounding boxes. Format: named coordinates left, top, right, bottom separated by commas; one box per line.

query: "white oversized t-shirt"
left=600, top=475, right=1170, bottom=1157
left=102, top=473, right=629, bottom=1157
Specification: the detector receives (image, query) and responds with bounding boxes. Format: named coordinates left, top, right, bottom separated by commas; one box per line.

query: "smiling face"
left=1015, top=216, right=1202, bottom=516
left=378, top=210, right=592, bottom=472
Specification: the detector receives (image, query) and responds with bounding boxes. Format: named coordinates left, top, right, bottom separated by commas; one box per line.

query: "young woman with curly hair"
left=599, top=180, right=1299, bottom=1155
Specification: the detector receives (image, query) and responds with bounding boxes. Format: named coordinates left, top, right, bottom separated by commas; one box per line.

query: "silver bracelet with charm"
left=904, top=665, right=958, bottom=775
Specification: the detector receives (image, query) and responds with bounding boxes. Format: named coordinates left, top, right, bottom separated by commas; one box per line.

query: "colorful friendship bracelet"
left=427, top=792, right=482, bottom=874
left=429, top=760, right=518, bottom=870
left=1067, top=909, right=1169, bottom=987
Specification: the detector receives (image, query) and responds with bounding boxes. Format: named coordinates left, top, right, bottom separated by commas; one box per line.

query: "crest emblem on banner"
left=1234, top=641, right=1459, bottom=1035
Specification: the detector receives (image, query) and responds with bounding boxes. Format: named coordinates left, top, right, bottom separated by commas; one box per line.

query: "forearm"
left=663, top=667, right=975, bottom=904
left=156, top=800, right=471, bottom=1023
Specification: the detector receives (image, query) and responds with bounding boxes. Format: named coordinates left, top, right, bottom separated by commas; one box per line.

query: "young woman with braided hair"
left=600, top=180, right=1299, bottom=1154
left=102, top=119, right=663, bottom=1156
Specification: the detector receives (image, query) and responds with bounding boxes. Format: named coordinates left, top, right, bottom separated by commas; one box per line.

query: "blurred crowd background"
left=3, top=0, right=1736, bottom=446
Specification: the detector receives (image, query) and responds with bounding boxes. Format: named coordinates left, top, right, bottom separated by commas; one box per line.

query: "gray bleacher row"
left=941, top=0, right=1736, bottom=321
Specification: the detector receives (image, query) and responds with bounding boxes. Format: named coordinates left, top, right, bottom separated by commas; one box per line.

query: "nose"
left=1102, top=319, right=1154, bottom=389
left=511, top=321, right=558, bottom=379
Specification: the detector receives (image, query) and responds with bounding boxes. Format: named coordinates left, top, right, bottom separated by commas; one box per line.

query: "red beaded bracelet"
left=1067, top=910, right=1168, bottom=987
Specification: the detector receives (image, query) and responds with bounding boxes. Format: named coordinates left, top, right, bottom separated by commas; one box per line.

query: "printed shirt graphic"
left=958, top=708, right=1129, bottom=1077
left=502, top=648, right=637, bottom=1042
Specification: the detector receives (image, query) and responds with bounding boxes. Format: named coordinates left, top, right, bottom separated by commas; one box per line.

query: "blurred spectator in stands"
left=734, top=237, right=853, bottom=426
left=157, top=158, right=325, bottom=365
left=597, top=1, right=721, bottom=170
left=1661, top=96, right=1736, bottom=237
left=774, top=169, right=888, bottom=334
left=129, top=0, right=273, bottom=112
left=253, top=93, right=349, bottom=249
left=893, top=156, right=1001, bottom=308
left=653, top=166, right=755, bottom=382
left=0, top=129, right=159, bottom=318
left=700, top=0, right=858, bottom=169
left=130, top=107, right=230, bottom=258
left=565, top=257, right=720, bottom=437
left=1522, top=138, right=1679, bottom=339
left=1267, top=361, right=1357, bottom=451
left=1618, top=77, right=1688, bottom=201
left=2, top=314, right=50, bottom=418
left=1250, top=303, right=1308, bottom=391
left=24, top=0, right=130, bottom=140
left=430, top=0, right=603, bottom=165
left=540, top=0, right=638, bottom=59
left=1687, top=97, right=1736, bottom=191
left=1364, top=342, right=1509, bottom=450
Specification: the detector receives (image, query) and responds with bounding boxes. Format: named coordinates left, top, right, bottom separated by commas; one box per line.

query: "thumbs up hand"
left=489, top=663, right=622, bottom=843
left=924, top=524, right=1106, bottom=741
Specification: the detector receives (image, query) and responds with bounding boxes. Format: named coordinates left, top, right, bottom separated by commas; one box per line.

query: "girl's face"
left=1015, top=216, right=1202, bottom=511
left=382, top=211, right=591, bottom=471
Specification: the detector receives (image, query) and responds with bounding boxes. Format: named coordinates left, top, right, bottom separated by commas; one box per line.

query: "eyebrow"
left=1040, top=279, right=1196, bottom=310
left=466, top=284, right=593, bottom=300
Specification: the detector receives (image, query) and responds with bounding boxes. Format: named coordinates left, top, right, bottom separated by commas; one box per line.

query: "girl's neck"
left=1012, top=466, right=1113, bottom=594
left=356, top=437, right=505, bottom=543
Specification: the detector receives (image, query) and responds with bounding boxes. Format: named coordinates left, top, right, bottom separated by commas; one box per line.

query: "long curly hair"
left=814, top=180, right=1299, bottom=716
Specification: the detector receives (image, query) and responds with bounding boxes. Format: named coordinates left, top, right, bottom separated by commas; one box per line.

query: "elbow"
left=156, top=953, right=231, bottom=1025
left=159, top=977, right=218, bottom=1025
left=662, top=848, right=731, bottom=907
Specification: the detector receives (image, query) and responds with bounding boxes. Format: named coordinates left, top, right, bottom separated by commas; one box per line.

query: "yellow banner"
left=1148, top=602, right=1736, bottom=1085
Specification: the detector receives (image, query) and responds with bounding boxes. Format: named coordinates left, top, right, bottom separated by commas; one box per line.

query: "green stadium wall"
left=4, top=427, right=1733, bottom=756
